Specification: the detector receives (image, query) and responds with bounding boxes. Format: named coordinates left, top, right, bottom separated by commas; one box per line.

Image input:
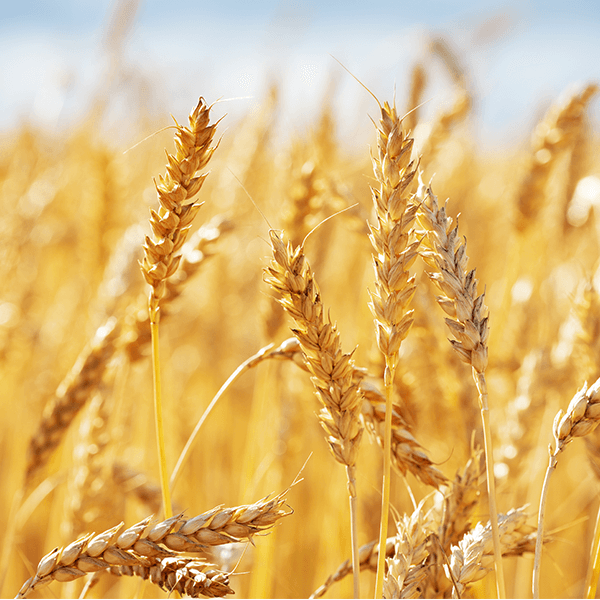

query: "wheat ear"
left=515, top=82, right=598, bottom=233
left=309, top=537, right=396, bottom=599
left=16, top=490, right=291, bottom=598
left=416, top=181, right=505, bottom=598
left=110, top=556, right=234, bottom=598
left=533, top=377, right=600, bottom=598
left=264, top=229, right=364, bottom=597
left=367, top=96, right=420, bottom=599
left=447, top=506, right=535, bottom=599
left=24, top=317, right=120, bottom=486
left=140, top=97, right=219, bottom=519
left=383, top=501, right=433, bottom=599
left=424, top=448, right=484, bottom=597
left=404, top=62, right=427, bottom=134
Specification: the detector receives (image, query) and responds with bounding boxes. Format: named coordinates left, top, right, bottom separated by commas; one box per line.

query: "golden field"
left=1, top=32, right=600, bottom=599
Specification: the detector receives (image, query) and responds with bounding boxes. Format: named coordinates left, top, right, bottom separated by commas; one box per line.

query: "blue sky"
left=1, top=1, right=599, bottom=146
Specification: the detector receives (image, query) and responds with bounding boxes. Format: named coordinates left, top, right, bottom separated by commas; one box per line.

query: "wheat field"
left=1, top=25, right=600, bottom=599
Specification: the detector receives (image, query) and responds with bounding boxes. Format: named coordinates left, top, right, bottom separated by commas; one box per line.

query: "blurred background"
left=1, top=0, right=599, bottom=147
left=2, top=2, right=600, bottom=598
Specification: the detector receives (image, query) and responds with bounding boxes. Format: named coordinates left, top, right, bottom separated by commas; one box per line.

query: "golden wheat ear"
left=264, top=228, right=364, bottom=598
left=140, top=97, right=220, bottom=520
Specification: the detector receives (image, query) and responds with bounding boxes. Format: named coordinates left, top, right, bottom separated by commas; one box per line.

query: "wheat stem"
left=375, top=363, right=394, bottom=599
left=475, top=369, right=505, bottom=599
left=586, top=506, right=600, bottom=598
left=533, top=452, right=556, bottom=598
left=150, top=314, right=172, bottom=519
left=169, top=342, right=275, bottom=493
left=346, top=465, right=361, bottom=599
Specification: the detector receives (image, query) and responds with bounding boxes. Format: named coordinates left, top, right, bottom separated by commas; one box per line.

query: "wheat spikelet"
left=573, top=280, right=600, bottom=381
left=262, top=336, right=447, bottom=487
left=110, top=556, right=234, bottom=598
left=16, top=490, right=291, bottom=598
left=429, top=36, right=466, bottom=87
left=63, top=390, right=122, bottom=540
left=416, top=180, right=506, bottom=596
left=515, top=82, right=598, bottom=233
left=423, top=448, right=484, bottom=597
left=534, top=377, right=600, bottom=596
left=111, top=462, right=163, bottom=515
left=140, top=97, right=219, bottom=321
left=438, top=448, right=484, bottom=550
left=264, top=229, right=364, bottom=596
left=446, top=506, right=534, bottom=599
left=23, top=216, right=230, bottom=486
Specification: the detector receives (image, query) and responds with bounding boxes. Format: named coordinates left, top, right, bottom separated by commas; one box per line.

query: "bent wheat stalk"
left=417, top=181, right=505, bottom=598
left=533, top=377, right=600, bottom=598
left=140, top=97, right=219, bottom=519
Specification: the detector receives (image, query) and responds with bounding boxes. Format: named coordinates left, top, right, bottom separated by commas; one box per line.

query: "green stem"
left=150, top=307, right=172, bottom=519
left=375, top=362, right=394, bottom=599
